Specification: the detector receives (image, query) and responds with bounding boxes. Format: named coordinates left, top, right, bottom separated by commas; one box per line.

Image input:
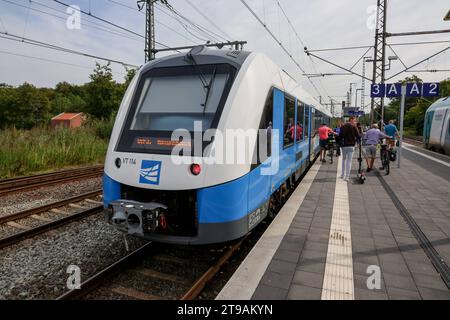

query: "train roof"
left=140, top=47, right=330, bottom=117
left=426, top=96, right=450, bottom=112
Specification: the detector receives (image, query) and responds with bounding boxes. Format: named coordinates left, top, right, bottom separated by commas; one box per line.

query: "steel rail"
left=0, top=205, right=103, bottom=249
left=0, top=166, right=103, bottom=196
left=181, top=237, right=246, bottom=300
left=56, top=243, right=154, bottom=300
left=0, top=189, right=102, bottom=225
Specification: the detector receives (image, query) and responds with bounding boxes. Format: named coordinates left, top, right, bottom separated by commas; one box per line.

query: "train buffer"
left=217, top=143, right=450, bottom=300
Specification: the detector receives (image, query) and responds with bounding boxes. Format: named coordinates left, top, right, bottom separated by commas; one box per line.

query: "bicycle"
left=379, top=139, right=390, bottom=175
left=326, top=133, right=336, bottom=164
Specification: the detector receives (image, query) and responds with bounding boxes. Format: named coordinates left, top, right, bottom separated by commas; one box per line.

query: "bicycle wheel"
left=382, top=152, right=390, bottom=175
left=329, top=146, right=333, bottom=163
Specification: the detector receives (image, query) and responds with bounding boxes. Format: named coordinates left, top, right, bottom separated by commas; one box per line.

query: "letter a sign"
left=386, top=83, right=402, bottom=97
left=406, top=83, right=422, bottom=97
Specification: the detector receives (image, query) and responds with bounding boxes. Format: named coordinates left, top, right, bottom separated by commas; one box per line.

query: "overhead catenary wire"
left=51, top=0, right=174, bottom=50
left=239, top=0, right=325, bottom=104
left=0, top=31, right=139, bottom=68
left=276, top=0, right=331, bottom=99
left=154, top=4, right=210, bottom=43
left=157, top=1, right=228, bottom=43
left=106, top=0, right=199, bottom=44
left=0, top=49, right=127, bottom=75
left=185, top=0, right=232, bottom=42
left=1, top=0, right=143, bottom=43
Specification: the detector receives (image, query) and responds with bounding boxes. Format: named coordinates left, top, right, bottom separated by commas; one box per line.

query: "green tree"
left=84, top=62, right=121, bottom=118
left=1, top=83, right=50, bottom=129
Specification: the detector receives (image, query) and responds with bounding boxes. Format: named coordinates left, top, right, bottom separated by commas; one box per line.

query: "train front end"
left=102, top=47, right=258, bottom=244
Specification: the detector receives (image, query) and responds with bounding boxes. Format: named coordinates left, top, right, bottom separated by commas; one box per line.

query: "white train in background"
left=424, top=97, right=450, bottom=155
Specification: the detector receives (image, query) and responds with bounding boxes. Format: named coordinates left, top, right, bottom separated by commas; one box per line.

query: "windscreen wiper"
left=185, top=54, right=214, bottom=114
left=201, top=66, right=217, bottom=116
left=186, top=54, right=208, bottom=92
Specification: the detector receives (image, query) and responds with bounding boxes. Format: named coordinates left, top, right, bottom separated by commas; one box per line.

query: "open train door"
left=308, top=106, right=315, bottom=163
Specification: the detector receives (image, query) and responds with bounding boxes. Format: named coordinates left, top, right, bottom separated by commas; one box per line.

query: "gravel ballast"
left=0, top=177, right=102, bottom=217
left=0, top=213, right=147, bottom=299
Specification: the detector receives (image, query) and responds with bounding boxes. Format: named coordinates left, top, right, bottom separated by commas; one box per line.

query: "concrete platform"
left=217, top=145, right=450, bottom=300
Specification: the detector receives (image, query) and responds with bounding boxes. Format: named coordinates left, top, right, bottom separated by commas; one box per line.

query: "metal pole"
left=398, top=85, right=406, bottom=169
left=144, top=0, right=155, bottom=62
left=380, top=0, right=387, bottom=129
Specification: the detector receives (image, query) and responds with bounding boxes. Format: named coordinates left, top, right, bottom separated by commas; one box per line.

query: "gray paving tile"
left=382, top=272, right=418, bottom=291
left=272, top=249, right=301, bottom=264
left=379, top=259, right=410, bottom=276
left=296, top=260, right=326, bottom=274
left=386, top=287, right=421, bottom=300
left=355, top=287, right=388, bottom=300
left=252, top=284, right=288, bottom=300
left=417, top=286, right=450, bottom=300
left=267, top=259, right=297, bottom=275
left=291, top=270, right=324, bottom=289
left=303, top=240, right=328, bottom=253
left=260, top=270, right=293, bottom=290
left=286, top=227, right=309, bottom=236
left=287, top=284, right=322, bottom=300
left=278, top=240, right=304, bottom=252
left=299, top=249, right=327, bottom=263
left=411, top=273, right=448, bottom=291
left=353, top=261, right=373, bottom=276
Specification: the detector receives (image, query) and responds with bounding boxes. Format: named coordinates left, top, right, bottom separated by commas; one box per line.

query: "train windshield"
left=117, top=64, right=236, bottom=154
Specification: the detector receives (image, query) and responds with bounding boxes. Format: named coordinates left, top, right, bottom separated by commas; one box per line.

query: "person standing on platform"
left=363, top=123, right=392, bottom=172
left=318, top=123, right=335, bottom=163
left=338, top=116, right=361, bottom=181
left=384, top=120, right=399, bottom=148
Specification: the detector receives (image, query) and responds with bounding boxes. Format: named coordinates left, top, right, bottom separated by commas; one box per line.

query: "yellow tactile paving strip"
left=321, top=156, right=355, bottom=300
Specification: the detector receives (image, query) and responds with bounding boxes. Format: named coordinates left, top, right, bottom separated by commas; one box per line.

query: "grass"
left=0, top=118, right=113, bottom=179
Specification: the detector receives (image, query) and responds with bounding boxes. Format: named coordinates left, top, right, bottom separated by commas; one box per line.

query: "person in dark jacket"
left=338, top=116, right=361, bottom=181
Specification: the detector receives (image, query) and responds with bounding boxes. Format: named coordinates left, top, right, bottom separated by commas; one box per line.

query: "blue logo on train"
left=139, top=160, right=162, bottom=185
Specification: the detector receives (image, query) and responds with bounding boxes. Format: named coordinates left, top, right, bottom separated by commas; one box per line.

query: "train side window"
left=257, top=89, right=274, bottom=164
left=296, top=101, right=305, bottom=143
left=304, top=106, right=310, bottom=139
left=283, top=95, right=295, bottom=148
left=448, top=118, right=450, bottom=134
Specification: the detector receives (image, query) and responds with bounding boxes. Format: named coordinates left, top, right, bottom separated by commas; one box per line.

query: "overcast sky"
left=0, top=0, right=449, bottom=114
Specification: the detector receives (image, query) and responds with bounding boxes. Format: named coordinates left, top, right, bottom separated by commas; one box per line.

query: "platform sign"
left=370, top=84, right=385, bottom=98
left=370, top=83, right=439, bottom=98
left=423, top=83, right=439, bottom=97
left=406, top=83, right=422, bottom=97
left=385, top=83, right=402, bottom=97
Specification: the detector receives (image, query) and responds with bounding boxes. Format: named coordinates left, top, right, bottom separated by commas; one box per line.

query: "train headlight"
left=190, top=163, right=201, bottom=176
left=115, top=158, right=121, bottom=168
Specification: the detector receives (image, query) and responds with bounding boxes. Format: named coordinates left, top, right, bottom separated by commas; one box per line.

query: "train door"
left=305, top=105, right=314, bottom=164
left=270, top=88, right=295, bottom=190
left=248, top=89, right=274, bottom=215
left=294, top=100, right=308, bottom=180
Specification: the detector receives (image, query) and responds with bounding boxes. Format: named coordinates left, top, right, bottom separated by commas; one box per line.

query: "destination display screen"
left=131, top=136, right=192, bottom=152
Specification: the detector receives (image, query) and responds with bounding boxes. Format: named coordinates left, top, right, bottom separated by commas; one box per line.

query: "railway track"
left=56, top=237, right=246, bottom=300
left=403, top=136, right=423, bottom=146
left=0, top=165, right=104, bottom=196
left=54, top=156, right=318, bottom=300
left=0, top=189, right=103, bottom=249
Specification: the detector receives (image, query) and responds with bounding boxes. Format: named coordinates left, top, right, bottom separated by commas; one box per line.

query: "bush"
left=0, top=125, right=109, bottom=178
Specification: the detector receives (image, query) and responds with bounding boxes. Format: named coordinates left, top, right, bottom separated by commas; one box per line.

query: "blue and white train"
left=103, top=46, right=331, bottom=244
left=424, top=97, right=450, bottom=155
